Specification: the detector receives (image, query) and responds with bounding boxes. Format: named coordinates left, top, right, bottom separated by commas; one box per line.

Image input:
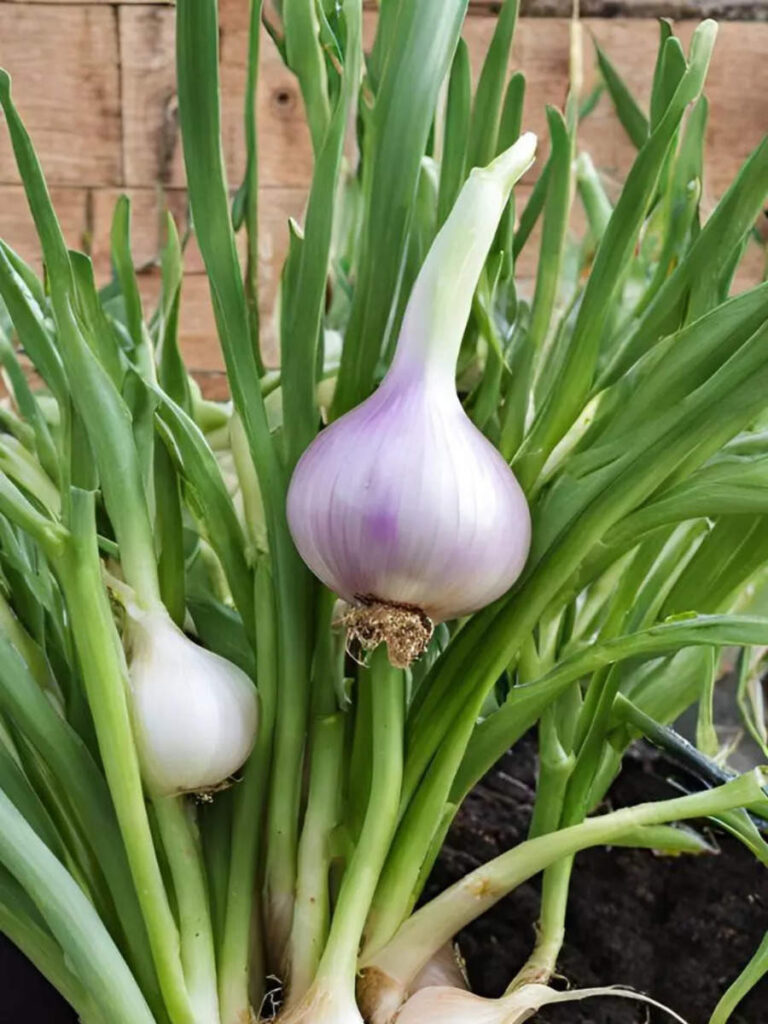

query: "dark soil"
left=426, top=733, right=768, bottom=1024
left=1, top=735, right=766, bottom=1023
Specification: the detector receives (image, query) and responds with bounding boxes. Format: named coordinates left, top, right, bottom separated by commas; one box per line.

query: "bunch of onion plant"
left=0, top=1, right=766, bottom=1022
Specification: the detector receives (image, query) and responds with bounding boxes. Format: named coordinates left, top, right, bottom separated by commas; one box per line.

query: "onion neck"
left=388, top=134, right=536, bottom=391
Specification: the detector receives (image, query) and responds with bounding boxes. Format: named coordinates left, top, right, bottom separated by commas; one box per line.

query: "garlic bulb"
left=394, top=983, right=689, bottom=1024
left=287, top=136, right=535, bottom=665
left=125, top=608, right=258, bottom=796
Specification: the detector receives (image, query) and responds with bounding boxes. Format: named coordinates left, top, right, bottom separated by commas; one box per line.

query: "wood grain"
left=120, top=3, right=314, bottom=189
left=2, top=0, right=765, bottom=11
left=0, top=4, right=122, bottom=186
left=0, top=3, right=765, bottom=377
left=0, top=185, right=89, bottom=268
left=470, top=0, right=768, bottom=17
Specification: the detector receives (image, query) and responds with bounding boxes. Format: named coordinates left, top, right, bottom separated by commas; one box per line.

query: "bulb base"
left=337, top=596, right=434, bottom=669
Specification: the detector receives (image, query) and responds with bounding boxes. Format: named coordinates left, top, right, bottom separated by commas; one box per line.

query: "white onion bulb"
left=287, top=136, right=535, bottom=663
left=277, top=982, right=364, bottom=1024
left=394, top=983, right=689, bottom=1024
left=409, top=943, right=467, bottom=994
left=126, top=608, right=258, bottom=796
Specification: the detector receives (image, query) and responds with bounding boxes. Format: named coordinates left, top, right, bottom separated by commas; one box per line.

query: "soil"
left=426, top=733, right=768, bottom=1024
left=1, top=735, right=766, bottom=1023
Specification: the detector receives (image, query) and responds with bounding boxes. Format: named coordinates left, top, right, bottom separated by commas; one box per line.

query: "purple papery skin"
left=286, top=371, right=531, bottom=623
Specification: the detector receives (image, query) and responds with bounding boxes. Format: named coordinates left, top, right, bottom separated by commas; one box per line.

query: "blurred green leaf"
left=153, top=388, right=256, bottom=647
left=437, top=39, right=471, bottom=229
left=594, top=37, right=649, bottom=150
left=0, top=636, right=162, bottom=1010
left=503, top=107, right=571, bottom=458
left=332, top=0, right=469, bottom=415
left=0, top=786, right=156, bottom=1024
left=0, top=334, right=58, bottom=483
left=281, top=0, right=362, bottom=467
left=515, top=21, right=718, bottom=489
left=467, top=0, right=520, bottom=169
left=110, top=197, right=145, bottom=357
left=604, top=135, right=768, bottom=382
left=514, top=156, right=550, bottom=261
left=0, top=248, right=65, bottom=403
left=156, top=213, right=192, bottom=414
left=284, top=0, right=330, bottom=154
left=69, top=252, right=125, bottom=389
left=651, top=32, right=687, bottom=131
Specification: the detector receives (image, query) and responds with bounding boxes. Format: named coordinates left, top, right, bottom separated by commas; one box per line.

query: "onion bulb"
left=277, top=982, right=364, bottom=1024
left=409, top=943, right=467, bottom=994
left=393, top=983, right=689, bottom=1024
left=125, top=607, right=258, bottom=796
left=287, top=136, right=536, bottom=666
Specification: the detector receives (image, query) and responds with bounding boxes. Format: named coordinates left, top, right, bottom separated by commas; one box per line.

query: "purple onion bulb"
left=287, top=136, right=536, bottom=630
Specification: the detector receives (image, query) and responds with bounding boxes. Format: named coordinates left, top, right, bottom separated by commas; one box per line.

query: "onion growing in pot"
left=287, top=136, right=536, bottom=667
left=125, top=607, right=258, bottom=796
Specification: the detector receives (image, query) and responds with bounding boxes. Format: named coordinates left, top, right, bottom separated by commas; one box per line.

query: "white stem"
left=362, top=770, right=765, bottom=994
left=388, top=134, right=537, bottom=388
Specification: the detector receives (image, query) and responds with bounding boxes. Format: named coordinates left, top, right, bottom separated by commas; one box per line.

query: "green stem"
left=287, top=714, right=346, bottom=1005
left=315, top=650, right=403, bottom=990
left=364, top=769, right=766, bottom=990
left=53, top=489, right=194, bottom=1024
left=528, top=707, right=574, bottom=841
left=0, top=788, right=155, bottom=1024
left=0, top=589, right=58, bottom=698
left=0, top=894, right=107, bottom=1024
left=218, top=559, right=278, bottom=1024
left=507, top=857, right=572, bottom=991
left=242, top=0, right=264, bottom=376
left=154, top=796, right=220, bottom=1024
left=176, top=0, right=315, bottom=961
left=709, top=930, right=768, bottom=1024
left=0, top=471, right=67, bottom=560
left=283, top=0, right=330, bottom=155
left=514, top=663, right=628, bottom=989
left=364, top=688, right=479, bottom=955
left=264, top=573, right=314, bottom=965
left=565, top=665, right=625, bottom=823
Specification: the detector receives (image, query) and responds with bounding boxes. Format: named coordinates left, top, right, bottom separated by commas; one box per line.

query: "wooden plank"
left=2, top=0, right=766, bottom=12
left=470, top=0, right=768, bottom=16
left=118, top=8, right=768, bottom=200
left=120, top=3, right=314, bottom=189
left=580, top=19, right=768, bottom=194
left=462, top=17, right=768, bottom=196
left=2, top=0, right=172, bottom=4
left=0, top=5, right=765, bottom=382
left=0, top=4, right=121, bottom=186
left=0, top=185, right=88, bottom=269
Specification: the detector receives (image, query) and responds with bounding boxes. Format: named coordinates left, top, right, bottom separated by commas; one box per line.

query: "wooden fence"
left=0, top=0, right=766, bottom=392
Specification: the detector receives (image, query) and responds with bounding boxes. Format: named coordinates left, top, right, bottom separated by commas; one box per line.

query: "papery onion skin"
left=287, top=375, right=530, bottom=623
left=287, top=136, right=536, bottom=625
left=395, top=986, right=505, bottom=1024
left=127, top=610, right=258, bottom=796
left=409, top=943, right=467, bottom=994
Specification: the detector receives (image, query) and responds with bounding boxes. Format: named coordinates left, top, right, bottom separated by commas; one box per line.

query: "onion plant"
left=0, top=1, right=766, bottom=1022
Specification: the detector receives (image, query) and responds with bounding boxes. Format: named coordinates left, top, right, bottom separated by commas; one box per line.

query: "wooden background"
left=0, top=0, right=766, bottom=394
